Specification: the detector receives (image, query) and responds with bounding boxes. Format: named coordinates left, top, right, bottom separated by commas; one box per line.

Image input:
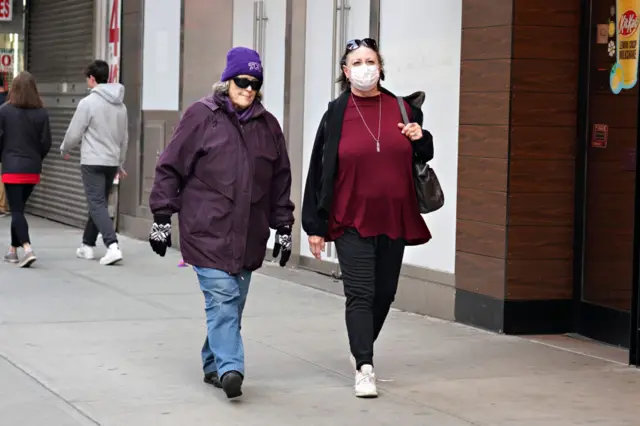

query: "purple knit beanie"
left=220, top=47, right=263, bottom=82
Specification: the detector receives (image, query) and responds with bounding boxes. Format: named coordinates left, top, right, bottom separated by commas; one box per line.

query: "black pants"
left=334, top=227, right=406, bottom=370
left=4, top=183, right=35, bottom=247
left=81, top=165, right=119, bottom=247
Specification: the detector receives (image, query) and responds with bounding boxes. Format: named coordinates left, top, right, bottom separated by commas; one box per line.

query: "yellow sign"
left=611, top=0, right=640, bottom=93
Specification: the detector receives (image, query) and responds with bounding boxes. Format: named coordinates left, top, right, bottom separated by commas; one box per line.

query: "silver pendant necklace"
left=351, top=93, right=382, bottom=152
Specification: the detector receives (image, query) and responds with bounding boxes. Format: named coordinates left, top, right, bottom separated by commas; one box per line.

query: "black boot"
left=221, top=370, right=243, bottom=399
left=203, top=371, right=222, bottom=388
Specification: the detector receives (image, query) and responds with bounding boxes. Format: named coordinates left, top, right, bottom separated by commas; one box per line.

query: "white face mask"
left=349, top=65, right=380, bottom=91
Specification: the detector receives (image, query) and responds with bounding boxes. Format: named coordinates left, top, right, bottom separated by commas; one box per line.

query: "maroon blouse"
left=326, top=92, right=432, bottom=245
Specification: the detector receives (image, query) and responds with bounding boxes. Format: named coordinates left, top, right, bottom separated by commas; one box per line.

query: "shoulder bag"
left=397, top=96, right=445, bottom=214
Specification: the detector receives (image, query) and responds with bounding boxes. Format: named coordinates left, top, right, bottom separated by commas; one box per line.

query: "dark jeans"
left=4, top=183, right=35, bottom=247
left=81, top=165, right=118, bottom=247
left=334, top=227, right=406, bottom=370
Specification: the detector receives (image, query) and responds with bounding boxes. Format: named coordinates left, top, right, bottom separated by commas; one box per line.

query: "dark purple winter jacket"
left=148, top=93, right=295, bottom=274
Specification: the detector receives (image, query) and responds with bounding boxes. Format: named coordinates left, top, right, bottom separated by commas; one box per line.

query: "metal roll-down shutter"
left=25, top=0, right=94, bottom=228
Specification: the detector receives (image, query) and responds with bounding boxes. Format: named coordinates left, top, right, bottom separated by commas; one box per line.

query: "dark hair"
left=336, top=42, right=385, bottom=93
left=7, top=71, right=43, bottom=109
left=84, top=60, right=110, bottom=84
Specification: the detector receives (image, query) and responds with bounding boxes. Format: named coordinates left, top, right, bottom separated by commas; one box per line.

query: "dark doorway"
left=575, top=0, right=639, bottom=353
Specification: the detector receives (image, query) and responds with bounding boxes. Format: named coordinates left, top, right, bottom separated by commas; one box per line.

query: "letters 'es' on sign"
left=592, top=124, right=609, bottom=148
left=0, top=0, right=12, bottom=22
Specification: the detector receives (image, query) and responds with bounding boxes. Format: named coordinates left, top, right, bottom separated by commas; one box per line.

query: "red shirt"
left=327, top=93, right=431, bottom=245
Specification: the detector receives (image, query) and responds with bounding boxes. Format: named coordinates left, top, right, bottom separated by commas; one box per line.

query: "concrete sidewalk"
left=1, top=216, right=639, bottom=426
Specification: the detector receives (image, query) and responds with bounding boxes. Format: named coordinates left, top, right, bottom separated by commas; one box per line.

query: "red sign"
left=0, top=0, right=11, bottom=21
left=620, top=10, right=639, bottom=37
left=0, top=49, right=13, bottom=72
left=591, top=124, right=609, bottom=148
left=108, top=0, right=121, bottom=83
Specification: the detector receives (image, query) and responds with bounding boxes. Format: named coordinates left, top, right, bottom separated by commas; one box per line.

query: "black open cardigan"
left=301, top=87, right=434, bottom=238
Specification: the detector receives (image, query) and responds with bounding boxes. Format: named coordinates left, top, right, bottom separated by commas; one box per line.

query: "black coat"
left=0, top=104, right=52, bottom=175
left=301, top=87, right=434, bottom=238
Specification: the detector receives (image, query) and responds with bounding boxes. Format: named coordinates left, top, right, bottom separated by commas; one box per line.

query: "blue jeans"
left=194, top=267, right=252, bottom=378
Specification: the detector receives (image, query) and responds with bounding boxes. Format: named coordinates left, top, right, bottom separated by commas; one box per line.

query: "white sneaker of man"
left=76, top=244, right=95, bottom=260
left=100, top=243, right=123, bottom=265
left=354, top=364, right=378, bottom=398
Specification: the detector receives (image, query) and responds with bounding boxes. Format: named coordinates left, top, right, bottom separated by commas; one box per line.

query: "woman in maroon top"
left=301, top=38, right=434, bottom=398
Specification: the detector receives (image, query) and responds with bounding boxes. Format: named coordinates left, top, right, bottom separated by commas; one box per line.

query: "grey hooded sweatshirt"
left=60, top=83, right=128, bottom=167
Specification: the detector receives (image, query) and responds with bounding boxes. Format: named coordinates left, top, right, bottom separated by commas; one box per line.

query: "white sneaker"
left=100, top=243, right=122, bottom=265
left=76, top=245, right=95, bottom=260
left=354, top=364, right=378, bottom=398
left=350, top=354, right=357, bottom=372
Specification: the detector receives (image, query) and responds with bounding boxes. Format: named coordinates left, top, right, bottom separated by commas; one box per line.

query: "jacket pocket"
left=251, top=152, right=278, bottom=204
left=187, top=175, right=235, bottom=237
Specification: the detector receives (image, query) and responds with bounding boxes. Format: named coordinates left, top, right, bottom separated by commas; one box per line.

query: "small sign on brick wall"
left=591, top=124, right=609, bottom=148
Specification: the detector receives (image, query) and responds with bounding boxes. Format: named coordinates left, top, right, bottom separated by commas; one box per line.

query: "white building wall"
left=380, top=0, right=462, bottom=273
left=300, top=0, right=370, bottom=263
left=299, top=0, right=462, bottom=274
left=142, top=0, right=181, bottom=111
left=233, top=0, right=286, bottom=249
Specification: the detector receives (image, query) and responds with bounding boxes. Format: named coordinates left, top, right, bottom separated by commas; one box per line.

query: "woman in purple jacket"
left=148, top=47, right=295, bottom=399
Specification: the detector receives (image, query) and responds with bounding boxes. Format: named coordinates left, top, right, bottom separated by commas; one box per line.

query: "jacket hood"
left=403, top=91, right=426, bottom=109
left=380, top=87, right=426, bottom=109
left=199, top=93, right=219, bottom=112
left=92, top=83, right=125, bottom=104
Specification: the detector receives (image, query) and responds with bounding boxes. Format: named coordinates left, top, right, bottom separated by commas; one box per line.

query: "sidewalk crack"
left=0, top=352, right=101, bottom=425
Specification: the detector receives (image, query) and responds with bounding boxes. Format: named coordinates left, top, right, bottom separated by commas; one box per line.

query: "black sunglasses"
left=232, top=77, right=263, bottom=91
left=346, top=38, right=378, bottom=51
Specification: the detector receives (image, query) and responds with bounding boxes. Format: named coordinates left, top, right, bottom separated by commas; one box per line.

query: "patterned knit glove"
left=149, top=215, right=172, bottom=257
left=272, top=225, right=292, bottom=267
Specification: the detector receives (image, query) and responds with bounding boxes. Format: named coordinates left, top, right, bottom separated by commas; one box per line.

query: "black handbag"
left=397, top=96, right=445, bottom=214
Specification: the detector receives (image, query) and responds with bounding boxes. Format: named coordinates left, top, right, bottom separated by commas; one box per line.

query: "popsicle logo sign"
left=611, top=0, right=640, bottom=94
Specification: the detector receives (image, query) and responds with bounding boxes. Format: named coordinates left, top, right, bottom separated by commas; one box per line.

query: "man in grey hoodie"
left=60, top=60, right=128, bottom=265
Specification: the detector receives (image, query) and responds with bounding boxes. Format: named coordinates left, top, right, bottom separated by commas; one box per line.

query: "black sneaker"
left=221, top=370, right=243, bottom=399
left=203, top=371, right=222, bottom=388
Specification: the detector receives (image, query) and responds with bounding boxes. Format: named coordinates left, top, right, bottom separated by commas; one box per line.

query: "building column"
left=455, top=0, right=580, bottom=334
left=283, top=0, right=307, bottom=261
left=119, top=0, right=233, bottom=241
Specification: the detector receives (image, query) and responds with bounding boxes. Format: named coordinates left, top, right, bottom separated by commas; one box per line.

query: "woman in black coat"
left=301, top=38, right=434, bottom=398
left=0, top=72, right=52, bottom=267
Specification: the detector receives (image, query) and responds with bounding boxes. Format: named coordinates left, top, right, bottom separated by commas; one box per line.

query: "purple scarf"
left=214, top=92, right=256, bottom=123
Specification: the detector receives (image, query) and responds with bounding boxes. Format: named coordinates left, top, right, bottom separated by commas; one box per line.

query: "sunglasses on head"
left=346, top=38, right=378, bottom=51
left=232, top=77, right=263, bottom=91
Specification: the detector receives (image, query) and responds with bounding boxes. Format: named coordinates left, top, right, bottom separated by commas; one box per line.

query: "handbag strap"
left=397, top=95, right=428, bottom=168
left=396, top=96, right=409, bottom=125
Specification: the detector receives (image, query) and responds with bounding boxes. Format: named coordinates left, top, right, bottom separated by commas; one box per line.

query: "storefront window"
left=0, top=0, right=25, bottom=89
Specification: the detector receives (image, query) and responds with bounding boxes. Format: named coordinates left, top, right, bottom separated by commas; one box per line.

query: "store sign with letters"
left=592, top=124, right=609, bottom=148
left=0, top=0, right=12, bottom=21
left=610, top=0, right=640, bottom=94
left=0, top=48, right=14, bottom=72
